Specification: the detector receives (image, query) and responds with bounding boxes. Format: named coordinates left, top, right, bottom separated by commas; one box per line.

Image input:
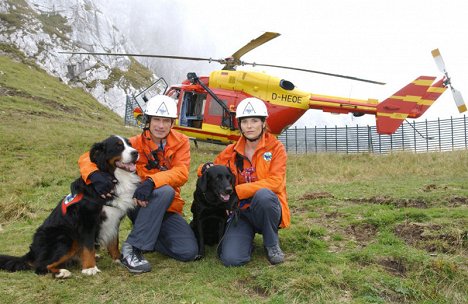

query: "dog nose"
left=131, top=150, right=139, bottom=159
left=226, top=186, right=233, bottom=194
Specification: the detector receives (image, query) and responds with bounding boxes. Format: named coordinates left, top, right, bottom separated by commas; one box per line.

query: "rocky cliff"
left=0, top=0, right=156, bottom=117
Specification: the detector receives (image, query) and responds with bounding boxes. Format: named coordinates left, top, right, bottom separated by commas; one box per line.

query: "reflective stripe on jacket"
left=78, top=129, right=190, bottom=214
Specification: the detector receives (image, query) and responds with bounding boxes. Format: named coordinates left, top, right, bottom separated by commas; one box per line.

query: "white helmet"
left=236, top=97, right=268, bottom=119
left=144, top=95, right=178, bottom=118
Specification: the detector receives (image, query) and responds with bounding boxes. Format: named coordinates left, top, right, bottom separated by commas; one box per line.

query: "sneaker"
left=264, top=244, right=285, bottom=265
left=120, top=242, right=152, bottom=273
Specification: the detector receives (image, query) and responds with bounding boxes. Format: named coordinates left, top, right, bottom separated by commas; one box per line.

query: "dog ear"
left=197, top=171, right=208, bottom=193
left=90, top=141, right=108, bottom=172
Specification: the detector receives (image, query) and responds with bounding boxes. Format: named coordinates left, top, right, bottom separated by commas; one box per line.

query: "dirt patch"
left=394, top=222, right=466, bottom=253
left=324, top=211, right=342, bottom=219
left=299, top=192, right=334, bottom=201
left=234, top=277, right=270, bottom=298
left=422, top=184, right=438, bottom=192
left=421, top=184, right=448, bottom=192
left=448, top=196, right=468, bottom=206
left=377, top=258, right=407, bottom=276
left=289, top=205, right=310, bottom=216
left=346, top=223, right=378, bottom=243
left=346, top=196, right=428, bottom=208
left=0, top=85, right=79, bottom=114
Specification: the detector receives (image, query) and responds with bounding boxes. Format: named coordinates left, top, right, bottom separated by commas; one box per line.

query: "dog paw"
left=82, top=266, right=101, bottom=276
left=113, top=258, right=122, bottom=264
left=55, top=269, right=72, bottom=279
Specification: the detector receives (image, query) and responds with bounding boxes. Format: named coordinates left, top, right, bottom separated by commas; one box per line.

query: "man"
left=79, top=95, right=198, bottom=273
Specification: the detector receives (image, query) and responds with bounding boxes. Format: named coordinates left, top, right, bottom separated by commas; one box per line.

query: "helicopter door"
left=179, top=92, right=206, bottom=128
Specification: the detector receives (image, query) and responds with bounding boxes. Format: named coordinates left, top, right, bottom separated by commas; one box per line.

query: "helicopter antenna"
left=404, top=119, right=434, bottom=140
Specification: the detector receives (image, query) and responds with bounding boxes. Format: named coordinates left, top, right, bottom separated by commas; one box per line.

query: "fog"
left=98, top=0, right=468, bottom=127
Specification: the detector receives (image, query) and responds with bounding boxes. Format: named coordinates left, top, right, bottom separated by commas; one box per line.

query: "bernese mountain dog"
left=0, top=135, right=140, bottom=278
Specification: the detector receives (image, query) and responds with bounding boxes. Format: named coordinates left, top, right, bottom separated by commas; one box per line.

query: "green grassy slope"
left=0, top=54, right=467, bottom=304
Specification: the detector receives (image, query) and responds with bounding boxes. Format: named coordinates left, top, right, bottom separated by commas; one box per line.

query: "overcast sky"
left=99, top=0, right=468, bottom=127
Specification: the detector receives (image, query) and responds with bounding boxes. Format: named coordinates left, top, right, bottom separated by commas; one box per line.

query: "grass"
left=0, top=54, right=467, bottom=303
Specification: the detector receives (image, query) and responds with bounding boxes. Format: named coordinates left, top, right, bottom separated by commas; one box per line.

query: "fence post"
left=438, top=118, right=441, bottom=152
left=345, top=125, right=349, bottom=154
left=425, top=119, right=429, bottom=152
left=367, top=125, right=372, bottom=153
left=413, top=120, right=417, bottom=152
left=451, top=116, right=454, bottom=151
left=335, top=125, right=338, bottom=153
left=465, top=115, right=467, bottom=149
left=378, top=132, right=382, bottom=154
left=390, top=132, right=393, bottom=153
left=304, top=126, right=308, bottom=154
left=325, top=125, right=328, bottom=152
left=315, top=126, right=317, bottom=153
left=402, top=124, right=405, bottom=151
left=294, top=126, right=298, bottom=154
left=356, top=124, right=360, bottom=153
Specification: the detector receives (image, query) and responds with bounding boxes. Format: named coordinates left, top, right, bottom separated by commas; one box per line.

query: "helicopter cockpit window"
left=208, top=98, right=227, bottom=116
left=280, top=79, right=295, bottom=91
left=179, top=92, right=206, bottom=128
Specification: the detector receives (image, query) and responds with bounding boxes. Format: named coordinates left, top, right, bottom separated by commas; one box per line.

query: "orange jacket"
left=79, top=129, right=190, bottom=214
left=200, top=132, right=290, bottom=228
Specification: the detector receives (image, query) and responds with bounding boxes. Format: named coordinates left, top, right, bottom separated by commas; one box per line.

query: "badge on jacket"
left=263, top=151, right=272, bottom=161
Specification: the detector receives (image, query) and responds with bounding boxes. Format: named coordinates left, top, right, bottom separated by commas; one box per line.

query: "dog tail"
left=0, top=251, right=33, bottom=272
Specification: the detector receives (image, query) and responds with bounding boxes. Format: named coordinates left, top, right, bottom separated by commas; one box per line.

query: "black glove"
left=201, top=162, right=214, bottom=175
left=89, top=171, right=116, bottom=197
left=133, top=178, right=155, bottom=201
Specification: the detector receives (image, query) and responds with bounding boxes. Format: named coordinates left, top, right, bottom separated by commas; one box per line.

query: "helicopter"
left=61, top=32, right=466, bottom=145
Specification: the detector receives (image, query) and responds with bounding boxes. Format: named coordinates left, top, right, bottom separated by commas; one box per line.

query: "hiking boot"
left=264, top=244, right=285, bottom=265
left=120, top=242, right=152, bottom=273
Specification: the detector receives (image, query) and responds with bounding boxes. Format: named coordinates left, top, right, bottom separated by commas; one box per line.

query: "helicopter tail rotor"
left=431, top=48, right=467, bottom=113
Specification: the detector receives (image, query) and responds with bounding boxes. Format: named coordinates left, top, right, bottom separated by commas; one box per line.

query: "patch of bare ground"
left=234, top=276, right=270, bottom=299
left=377, top=258, right=407, bottom=276
left=421, top=184, right=448, bottom=192
left=0, top=85, right=79, bottom=114
left=290, top=192, right=334, bottom=216
left=345, top=196, right=428, bottom=208
left=346, top=223, right=378, bottom=243
left=448, top=196, right=468, bottom=206
left=299, top=192, right=334, bottom=201
left=394, top=222, right=467, bottom=254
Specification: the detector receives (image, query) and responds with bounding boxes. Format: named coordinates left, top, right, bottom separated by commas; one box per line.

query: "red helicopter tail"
left=376, top=76, right=447, bottom=134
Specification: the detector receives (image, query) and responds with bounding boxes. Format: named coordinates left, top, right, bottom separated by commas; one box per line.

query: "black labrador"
left=190, top=165, right=237, bottom=257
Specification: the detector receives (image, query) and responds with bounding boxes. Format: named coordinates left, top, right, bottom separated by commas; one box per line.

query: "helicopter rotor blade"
left=58, top=51, right=222, bottom=63
left=431, top=48, right=467, bottom=113
left=431, top=48, right=446, bottom=73
left=241, top=61, right=386, bottom=85
left=451, top=87, right=467, bottom=113
left=223, top=32, right=281, bottom=70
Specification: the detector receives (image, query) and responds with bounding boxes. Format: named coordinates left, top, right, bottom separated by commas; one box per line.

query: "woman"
left=201, top=97, right=290, bottom=266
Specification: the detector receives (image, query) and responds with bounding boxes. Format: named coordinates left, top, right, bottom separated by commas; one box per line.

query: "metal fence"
left=278, top=115, right=468, bottom=154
